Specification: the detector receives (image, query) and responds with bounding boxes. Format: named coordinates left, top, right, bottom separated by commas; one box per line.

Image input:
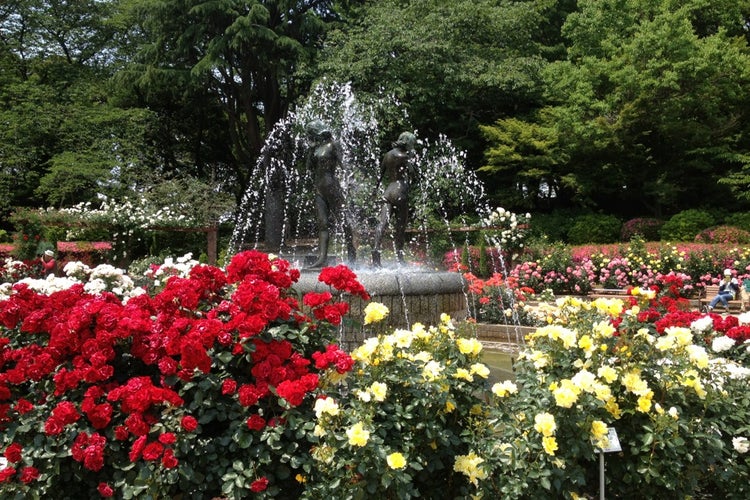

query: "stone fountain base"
left=293, top=268, right=467, bottom=350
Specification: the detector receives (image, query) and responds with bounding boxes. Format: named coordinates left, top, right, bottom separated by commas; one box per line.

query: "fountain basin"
left=481, top=348, right=516, bottom=383
left=293, top=268, right=467, bottom=350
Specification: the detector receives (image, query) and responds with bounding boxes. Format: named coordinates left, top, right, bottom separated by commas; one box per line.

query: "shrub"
left=464, top=273, right=543, bottom=326
left=660, top=209, right=715, bottom=241
left=303, top=315, right=498, bottom=498
left=8, top=209, right=46, bottom=261
left=0, top=251, right=369, bottom=498
left=567, top=214, right=621, bottom=245
left=723, top=212, right=750, bottom=232
left=473, top=290, right=750, bottom=498
left=695, top=225, right=750, bottom=244
left=621, top=217, right=664, bottom=241
left=529, top=210, right=580, bottom=242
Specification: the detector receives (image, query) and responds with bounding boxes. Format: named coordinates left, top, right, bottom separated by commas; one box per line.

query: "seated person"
left=707, top=268, right=739, bottom=312
left=40, top=249, right=56, bottom=275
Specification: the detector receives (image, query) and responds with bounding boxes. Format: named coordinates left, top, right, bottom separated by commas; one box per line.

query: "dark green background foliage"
left=567, top=214, right=622, bottom=245
left=1, top=0, right=750, bottom=244
left=660, top=209, right=716, bottom=242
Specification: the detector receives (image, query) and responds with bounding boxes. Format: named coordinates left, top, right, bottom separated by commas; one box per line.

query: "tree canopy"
left=2, top=0, right=750, bottom=234
left=481, top=0, right=750, bottom=216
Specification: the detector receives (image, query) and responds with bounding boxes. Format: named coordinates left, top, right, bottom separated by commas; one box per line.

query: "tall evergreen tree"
left=115, top=0, right=354, bottom=203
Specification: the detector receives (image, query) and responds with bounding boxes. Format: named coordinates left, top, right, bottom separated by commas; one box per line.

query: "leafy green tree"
left=318, top=0, right=548, bottom=163
left=479, top=113, right=562, bottom=210
left=481, top=0, right=750, bottom=217
left=116, top=0, right=352, bottom=203
left=0, top=1, right=158, bottom=214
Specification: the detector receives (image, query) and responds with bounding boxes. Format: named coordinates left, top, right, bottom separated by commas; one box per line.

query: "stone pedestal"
left=293, top=269, right=467, bottom=350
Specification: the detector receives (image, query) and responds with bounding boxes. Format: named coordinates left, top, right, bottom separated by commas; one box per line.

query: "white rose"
left=711, top=336, right=736, bottom=353
left=733, top=436, right=749, bottom=454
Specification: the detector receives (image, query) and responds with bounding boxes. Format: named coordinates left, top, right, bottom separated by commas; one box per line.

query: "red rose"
left=19, top=466, right=39, bottom=484
left=14, top=399, right=33, bottom=414
left=158, top=432, right=176, bottom=445
left=217, top=330, right=233, bottom=345
left=158, top=356, right=178, bottom=376
left=250, top=477, right=269, bottom=493
left=0, top=467, right=15, bottom=483
left=97, top=482, right=114, bottom=497
left=125, top=413, right=150, bottom=436
left=83, top=446, right=105, bottom=472
left=276, top=375, right=318, bottom=407
left=246, top=414, right=266, bottom=431
left=161, top=448, right=179, bottom=469
left=87, top=403, right=113, bottom=430
left=237, top=384, right=261, bottom=406
left=129, top=435, right=147, bottom=462
left=142, top=442, right=164, bottom=461
left=44, top=417, right=64, bottom=436
left=180, top=415, right=198, bottom=432
left=51, top=401, right=80, bottom=424
left=303, top=291, right=332, bottom=308
left=221, top=379, right=237, bottom=396
left=114, top=426, right=130, bottom=441
left=4, top=443, right=21, bottom=463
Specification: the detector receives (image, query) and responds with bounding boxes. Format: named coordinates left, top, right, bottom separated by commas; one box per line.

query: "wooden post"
left=207, top=225, right=218, bottom=265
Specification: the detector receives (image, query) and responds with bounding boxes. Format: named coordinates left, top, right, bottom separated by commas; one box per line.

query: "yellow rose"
left=453, top=368, right=474, bottom=382
left=470, top=363, right=490, bottom=379
left=534, top=412, right=557, bottom=437
left=578, top=334, right=594, bottom=352
left=386, top=452, right=407, bottom=470
left=422, top=360, right=444, bottom=381
left=346, top=422, right=370, bottom=447
left=597, top=365, right=618, bottom=384
left=491, top=380, right=518, bottom=398
left=456, top=337, right=483, bottom=356
left=553, top=385, right=578, bottom=408
left=542, top=436, right=558, bottom=456
left=363, top=302, right=389, bottom=325
left=313, top=397, right=340, bottom=418
left=636, top=393, right=653, bottom=413
left=453, top=451, right=487, bottom=486
left=591, top=420, right=608, bottom=440
left=622, top=371, right=650, bottom=396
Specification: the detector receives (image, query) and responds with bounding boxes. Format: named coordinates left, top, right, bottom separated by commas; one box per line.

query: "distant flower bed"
left=451, top=240, right=750, bottom=297
left=0, top=245, right=12, bottom=259
left=56, top=241, right=113, bottom=253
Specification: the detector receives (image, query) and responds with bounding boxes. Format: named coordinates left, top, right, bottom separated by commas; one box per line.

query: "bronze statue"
left=304, top=120, right=356, bottom=268
left=372, top=132, right=417, bottom=267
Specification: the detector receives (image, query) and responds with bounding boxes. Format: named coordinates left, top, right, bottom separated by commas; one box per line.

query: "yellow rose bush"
left=302, top=312, right=495, bottom=498
left=472, top=292, right=750, bottom=499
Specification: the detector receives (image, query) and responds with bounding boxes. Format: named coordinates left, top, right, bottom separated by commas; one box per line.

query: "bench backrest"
left=704, top=285, right=720, bottom=298
left=704, top=284, right=743, bottom=300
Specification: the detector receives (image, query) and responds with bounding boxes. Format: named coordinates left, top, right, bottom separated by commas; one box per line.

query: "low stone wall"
left=469, top=323, right=535, bottom=345
left=293, top=269, right=468, bottom=350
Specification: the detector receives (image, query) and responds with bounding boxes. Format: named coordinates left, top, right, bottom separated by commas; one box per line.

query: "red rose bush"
left=0, top=250, right=367, bottom=498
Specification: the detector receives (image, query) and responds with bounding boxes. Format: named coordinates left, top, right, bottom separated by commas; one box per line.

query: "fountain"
left=228, top=81, right=519, bottom=348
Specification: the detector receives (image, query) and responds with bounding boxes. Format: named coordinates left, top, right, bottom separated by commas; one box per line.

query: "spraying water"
left=229, top=81, right=503, bottom=268
left=227, top=80, right=526, bottom=343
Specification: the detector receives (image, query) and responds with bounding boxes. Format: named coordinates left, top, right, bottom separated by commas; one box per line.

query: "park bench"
left=588, top=288, right=630, bottom=300
left=699, top=284, right=749, bottom=313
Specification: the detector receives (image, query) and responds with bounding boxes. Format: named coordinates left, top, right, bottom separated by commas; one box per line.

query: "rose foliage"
left=2, top=251, right=750, bottom=498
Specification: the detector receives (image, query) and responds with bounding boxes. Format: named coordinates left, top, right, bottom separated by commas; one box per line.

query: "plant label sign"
left=594, top=427, right=622, bottom=453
